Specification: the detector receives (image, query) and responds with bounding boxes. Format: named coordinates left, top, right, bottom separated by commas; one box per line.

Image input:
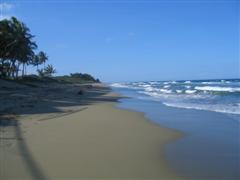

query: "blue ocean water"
left=111, top=79, right=240, bottom=116
left=110, top=79, right=240, bottom=180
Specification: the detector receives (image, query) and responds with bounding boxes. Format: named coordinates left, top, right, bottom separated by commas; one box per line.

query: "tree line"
left=70, top=73, right=100, bottom=82
left=0, top=17, right=56, bottom=79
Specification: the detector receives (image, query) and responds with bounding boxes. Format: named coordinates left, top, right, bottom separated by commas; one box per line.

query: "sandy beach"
left=0, top=80, right=183, bottom=180
left=1, top=3, right=238, bottom=179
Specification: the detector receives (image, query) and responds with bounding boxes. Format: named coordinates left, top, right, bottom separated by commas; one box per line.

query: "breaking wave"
left=195, top=86, right=240, bottom=92
left=110, top=79, right=240, bottom=115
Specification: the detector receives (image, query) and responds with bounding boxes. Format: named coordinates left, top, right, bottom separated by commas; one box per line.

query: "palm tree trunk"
left=16, top=62, right=20, bottom=78
left=11, top=60, right=16, bottom=79
left=22, top=63, right=25, bottom=77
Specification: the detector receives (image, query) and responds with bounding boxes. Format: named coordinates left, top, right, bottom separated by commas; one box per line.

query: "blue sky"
left=1, top=0, right=239, bottom=82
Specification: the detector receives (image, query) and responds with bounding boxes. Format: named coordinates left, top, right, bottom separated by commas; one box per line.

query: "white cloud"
left=0, top=2, right=14, bottom=20
left=0, top=3, right=13, bottom=11
left=0, top=15, right=11, bottom=20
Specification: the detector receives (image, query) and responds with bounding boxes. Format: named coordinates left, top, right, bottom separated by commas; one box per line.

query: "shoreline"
left=0, top=81, right=184, bottom=179
left=114, top=87, right=240, bottom=180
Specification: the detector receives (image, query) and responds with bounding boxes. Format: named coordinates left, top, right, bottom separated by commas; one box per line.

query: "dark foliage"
left=70, top=73, right=100, bottom=82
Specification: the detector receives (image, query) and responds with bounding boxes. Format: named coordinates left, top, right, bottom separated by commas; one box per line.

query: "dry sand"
left=0, top=80, right=183, bottom=180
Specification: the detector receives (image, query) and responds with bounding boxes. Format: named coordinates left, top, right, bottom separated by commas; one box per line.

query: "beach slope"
left=0, top=82, right=182, bottom=179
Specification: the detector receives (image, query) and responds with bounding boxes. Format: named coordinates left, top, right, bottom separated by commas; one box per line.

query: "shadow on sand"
left=0, top=84, right=119, bottom=179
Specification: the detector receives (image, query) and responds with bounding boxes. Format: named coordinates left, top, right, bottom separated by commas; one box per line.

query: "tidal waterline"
left=113, top=86, right=240, bottom=180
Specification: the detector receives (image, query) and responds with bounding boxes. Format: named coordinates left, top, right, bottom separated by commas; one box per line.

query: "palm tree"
left=0, top=19, right=13, bottom=75
left=38, top=51, right=48, bottom=68
left=11, top=17, right=37, bottom=76
left=0, top=17, right=37, bottom=78
left=32, top=54, right=40, bottom=70
left=44, top=64, right=56, bottom=77
left=32, top=51, right=48, bottom=74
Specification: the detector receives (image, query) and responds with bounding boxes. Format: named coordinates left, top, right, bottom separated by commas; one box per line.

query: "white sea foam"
left=195, top=86, right=240, bottom=92
left=110, top=83, right=129, bottom=88
left=149, top=81, right=158, bottom=85
left=159, top=89, right=172, bottom=94
left=185, top=90, right=196, bottom=94
left=163, top=102, right=240, bottom=115
left=144, top=87, right=156, bottom=92
left=139, top=91, right=160, bottom=98
left=113, top=80, right=240, bottom=116
left=176, top=90, right=183, bottom=93
left=140, top=84, right=151, bottom=88
left=132, top=82, right=145, bottom=86
left=201, top=82, right=215, bottom=84
left=201, top=81, right=232, bottom=84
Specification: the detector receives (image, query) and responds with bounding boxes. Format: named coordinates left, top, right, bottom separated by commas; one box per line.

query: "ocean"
left=110, top=79, right=240, bottom=180
left=111, top=79, right=240, bottom=116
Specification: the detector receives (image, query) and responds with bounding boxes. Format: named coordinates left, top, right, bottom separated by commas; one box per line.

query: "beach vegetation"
left=32, top=51, right=48, bottom=70
left=0, top=17, right=47, bottom=79
left=70, top=73, right=100, bottom=82
left=37, top=64, right=56, bottom=77
left=56, top=73, right=100, bottom=83
left=0, top=17, right=99, bottom=84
